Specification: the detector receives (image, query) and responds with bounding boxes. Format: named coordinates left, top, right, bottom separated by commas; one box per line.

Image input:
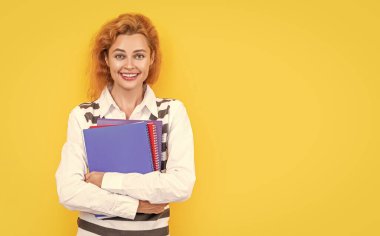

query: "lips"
left=120, top=72, right=140, bottom=81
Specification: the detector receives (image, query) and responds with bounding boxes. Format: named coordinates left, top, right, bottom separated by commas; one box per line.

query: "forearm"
left=102, top=168, right=195, bottom=204
left=56, top=140, right=139, bottom=219
left=56, top=173, right=138, bottom=219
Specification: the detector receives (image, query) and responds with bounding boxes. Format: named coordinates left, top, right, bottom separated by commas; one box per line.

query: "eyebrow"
left=112, top=48, right=147, bottom=53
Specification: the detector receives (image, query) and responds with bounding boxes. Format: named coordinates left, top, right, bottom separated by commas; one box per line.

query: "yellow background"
left=0, top=0, right=379, bottom=235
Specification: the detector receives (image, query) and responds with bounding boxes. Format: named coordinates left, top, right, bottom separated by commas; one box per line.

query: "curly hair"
left=88, top=13, right=161, bottom=100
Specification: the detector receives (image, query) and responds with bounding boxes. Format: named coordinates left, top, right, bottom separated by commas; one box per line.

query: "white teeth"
left=121, top=73, right=138, bottom=78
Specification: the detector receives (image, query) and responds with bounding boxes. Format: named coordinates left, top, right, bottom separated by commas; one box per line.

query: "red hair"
left=88, top=13, right=161, bottom=100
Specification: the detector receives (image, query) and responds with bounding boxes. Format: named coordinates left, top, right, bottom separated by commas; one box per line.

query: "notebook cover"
left=83, top=122, right=154, bottom=174
left=90, top=122, right=159, bottom=171
left=97, top=119, right=162, bottom=170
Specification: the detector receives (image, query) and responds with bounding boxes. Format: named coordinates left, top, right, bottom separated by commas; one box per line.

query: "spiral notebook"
left=97, top=119, right=162, bottom=171
left=83, top=121, right=154, bottom=174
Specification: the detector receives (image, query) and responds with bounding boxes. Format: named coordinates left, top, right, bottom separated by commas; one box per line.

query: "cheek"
left=139, top=62, right=151, bottom=72
left=110, top=61, right=123, bottom=71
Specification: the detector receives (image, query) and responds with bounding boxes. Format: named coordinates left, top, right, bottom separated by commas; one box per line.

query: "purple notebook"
left=83, top=122, right=154, bottom=174
left=97, top=118, right=162, bottom=170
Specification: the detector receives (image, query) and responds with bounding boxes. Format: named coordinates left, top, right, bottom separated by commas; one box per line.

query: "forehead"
left=109, top=34, right=150, bottom=52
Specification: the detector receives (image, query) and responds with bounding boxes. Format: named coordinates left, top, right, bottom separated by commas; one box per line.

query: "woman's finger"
left=85, top=173, right=90, bottom=181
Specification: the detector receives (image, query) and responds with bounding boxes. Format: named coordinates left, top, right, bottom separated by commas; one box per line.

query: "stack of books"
left=83, top=118, right=163, bottom=174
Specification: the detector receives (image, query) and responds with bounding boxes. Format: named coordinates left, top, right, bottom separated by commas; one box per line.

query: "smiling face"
left=105, top=34, right=154, bottom=93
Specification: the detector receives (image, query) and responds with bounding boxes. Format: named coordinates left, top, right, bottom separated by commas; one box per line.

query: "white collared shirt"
left=55, top=85, right=196, bottom=222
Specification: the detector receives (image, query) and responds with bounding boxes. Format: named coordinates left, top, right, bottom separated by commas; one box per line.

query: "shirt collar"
left=97, top=83, right=158, bottom=118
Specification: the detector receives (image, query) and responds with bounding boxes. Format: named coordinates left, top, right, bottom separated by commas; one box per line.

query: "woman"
left=55, top=13, right=196, bottom=236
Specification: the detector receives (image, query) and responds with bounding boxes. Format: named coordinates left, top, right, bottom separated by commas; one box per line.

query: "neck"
left=110, top=84, right=145, bottom=118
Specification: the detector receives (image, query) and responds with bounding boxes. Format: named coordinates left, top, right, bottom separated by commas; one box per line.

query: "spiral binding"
left=152, top=125, right=159, bottom=171
left=147, top=122, right=160, bottom=171
left=146, top=124, right=155, bottom=171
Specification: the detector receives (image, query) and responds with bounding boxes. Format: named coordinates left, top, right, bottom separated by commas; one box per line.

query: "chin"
left=115, top=81, right=143, bottom=91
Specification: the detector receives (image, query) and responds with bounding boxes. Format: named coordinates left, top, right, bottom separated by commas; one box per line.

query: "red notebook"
left=147, top=122, right=160, bottom=171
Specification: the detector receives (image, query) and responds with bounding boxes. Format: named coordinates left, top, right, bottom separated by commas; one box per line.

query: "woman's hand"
left=137, top=200, right=168, bottom=214
left=85, top=171, right=105, bottom=188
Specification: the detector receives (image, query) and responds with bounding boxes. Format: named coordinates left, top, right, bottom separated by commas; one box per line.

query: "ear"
left=150, top=51, right=155, bottom=66
left=104, top=52, right=109, bottom=66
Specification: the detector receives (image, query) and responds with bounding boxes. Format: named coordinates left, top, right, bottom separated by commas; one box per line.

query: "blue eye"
left=115, top=54, right=125, bottom=60
left=135, top=54, right=145, bottom=60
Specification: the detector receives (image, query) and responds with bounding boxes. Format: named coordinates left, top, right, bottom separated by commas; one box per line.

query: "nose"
left=124, top=58, right=135, bottom=70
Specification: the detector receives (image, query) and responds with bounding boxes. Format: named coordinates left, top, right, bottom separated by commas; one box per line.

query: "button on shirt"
left=55, top=85, right=196, bottom=230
